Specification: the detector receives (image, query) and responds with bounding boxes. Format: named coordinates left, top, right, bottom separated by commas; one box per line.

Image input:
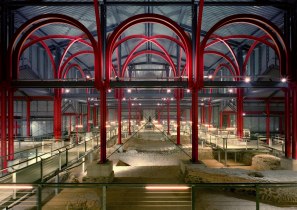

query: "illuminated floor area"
left=34, top=131, right=297, bottom=210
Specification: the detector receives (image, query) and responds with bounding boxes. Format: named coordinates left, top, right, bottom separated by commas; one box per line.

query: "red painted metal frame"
left=121, top=50, right=177, bottom=78
left=8, top=89, right=14, bottom=161
left=62, top=63, right=86, bottom=79
left=26, top=99, right=31, bottom=137
left=120, top=39, right=177, bottom=77
left=292, top=87, right=297, bottom=159
left=128, top=98, right=131, bottom=135
left=200, top=14, right=289, bottom=86
left=266, top=100, right=270, bottom=145
left=106, top=13, right=192, bottom=88
left=1, top=87, right=7, bottom=169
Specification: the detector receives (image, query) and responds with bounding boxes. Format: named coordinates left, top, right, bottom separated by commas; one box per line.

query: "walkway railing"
left=0, top=182, right=296, bottom=210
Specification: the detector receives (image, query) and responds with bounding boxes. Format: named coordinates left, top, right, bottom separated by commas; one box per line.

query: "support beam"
left=167, top=99, right=170, bottom=135
left=1, top=88, right=7, bottom=169
left=266, top=100, right=270, bottom=145
left=100, top=89, right=107, bottom=163
left=292, top=87, right=297, bottom=159
left=117, top=97, right=122, bottom=144
left=54, top=89, right=62, bottom=140
left=285, top=89, right=291, bottom=158
left=8, top=89, right=14, bottom=160
left=192, top=88, right=199, bottom=162
left=87, top=101, right=91, bottom=132
left=26, top=99, right=31, bottom=136
left=128, top=98, right=131, bottom=135
left=176, top=94, right=181, bottom=145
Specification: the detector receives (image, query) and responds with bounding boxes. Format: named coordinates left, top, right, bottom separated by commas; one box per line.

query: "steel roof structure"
left=0, top=0, right=297, bottom=165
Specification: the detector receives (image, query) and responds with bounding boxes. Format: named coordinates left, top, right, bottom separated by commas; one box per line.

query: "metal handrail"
left=2, top=182, right=297, bottom=210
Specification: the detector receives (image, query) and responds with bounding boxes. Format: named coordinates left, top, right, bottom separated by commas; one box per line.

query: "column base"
left=84, top=160, right=114, bottom=183
left=280, top=158, right=297, bottom=170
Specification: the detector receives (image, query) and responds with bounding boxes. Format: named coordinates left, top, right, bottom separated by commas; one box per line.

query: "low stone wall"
left=182, top=163, right=297, bottom=205
left=252, top=154, right=280, bottom=170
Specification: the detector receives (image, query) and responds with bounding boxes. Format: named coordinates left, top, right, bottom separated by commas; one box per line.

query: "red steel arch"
left=199, top=14, right=289, bottom=87
left=106, top=14, right=192, bottom=88
left=7, top=14, right=101, bottom=88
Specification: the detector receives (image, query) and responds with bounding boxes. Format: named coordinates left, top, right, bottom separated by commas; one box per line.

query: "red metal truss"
left=62, top=63, right=86, bottom=79
left=204, top=50, right=240, bottom=77
left=106, top=13, right=192, bottom=88
left=59, top=50, right=93, bottom=78
left=200, top=14, right=289, bottom=85
left=7, top=14, right=100, bottom=87
left=121, top=50, right=178, bottom=78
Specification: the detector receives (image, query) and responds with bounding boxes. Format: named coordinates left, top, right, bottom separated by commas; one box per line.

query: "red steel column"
left=219, top=112, right=223, bottom=128
left=176, top=91, right=181, bottom=145
left=100, top=88, right=107, bottom=163
left=192, top=88, right=198, bottom=162
left=128, top=98, right=131, bottom=135
left=117, top=96, right=122, bottom=144
left=266, top=100, right=270, bottom=145
left=1, top=88, right=7, bottom=169
left=227, top=114, right=231, bottom=128
left=237, top=89, right=243, bottom=138
left=8, top=89, right=14, bottom=160
left=167, top=99, right=170, bottom=135
left=54, top=89, right=62, bottom=140
left=87, top=101, right=91, bottom=132
left=26, top=99, right=31, bottom=136
left=292, top=87, right=297, bottom=159
left=285, top=89, right=291, bottom=158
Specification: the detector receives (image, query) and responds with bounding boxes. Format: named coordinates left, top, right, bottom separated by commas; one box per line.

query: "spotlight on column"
left=171, top=97, right=174, bottom=101
left=228, top=89, right=233, bottom=93
left=242, top=113, right=246, bottom=116
left=123, top=97, right=126, bottom=101
left=86, top=75, right=90, bottom=79
left=167, top=89, right=171, bottom=93
left=244, top=77, right=251, bottom=83
left=127, top=89, right=131, bottom=93
left=139, top=103, right=141, bottom=106
left=186, top=89, right=190, bottom=93
left=157, top=103, right=160, bottom=106
left=65, top=89, right=70, bottom=93
left=281, top=77, right=287, bottom=83
left=108, top=89, right=112, bottom=93
left=208, top=75, right=213, bottom=79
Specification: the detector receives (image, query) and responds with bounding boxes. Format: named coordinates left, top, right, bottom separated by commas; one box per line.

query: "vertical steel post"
left=192, top=88, right=199, bottom=162
left=219, top=112, right=223, bottom=128
left=285, top=89, right=291, bottom=158
left=100, top=89, right=107, bottom=163
left=237, top=89, right=243, bottom=138
left=176, top=89, right=181, bottom=145
left=117, top=94, right=122, bottom=144
left=208, top=101, right=212, bottom=126
left=54, top=89, right=62, bottom=140
left=8, top=89, right=14, bottom=160
left=68, top=116, right=71, bottom=137
left=292, top=87, right=297, bottom=159
left=167, top=99, right=170, bottom=135
left=26, top=99, right=31, bottom=137
left=87, top=100, right=91, bottom=132
left=227, top=114, right=231, bottom=128
left=266, top=100, right=270, bottom=145
left=128, top=98, right=131, bottom=135
left=93, top=106, right=97, bottom=127
left=1, top=88, right=7, bottom=169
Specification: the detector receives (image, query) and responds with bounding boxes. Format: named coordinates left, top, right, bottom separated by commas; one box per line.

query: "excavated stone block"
left=87, top=160, right=113, bottom=178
